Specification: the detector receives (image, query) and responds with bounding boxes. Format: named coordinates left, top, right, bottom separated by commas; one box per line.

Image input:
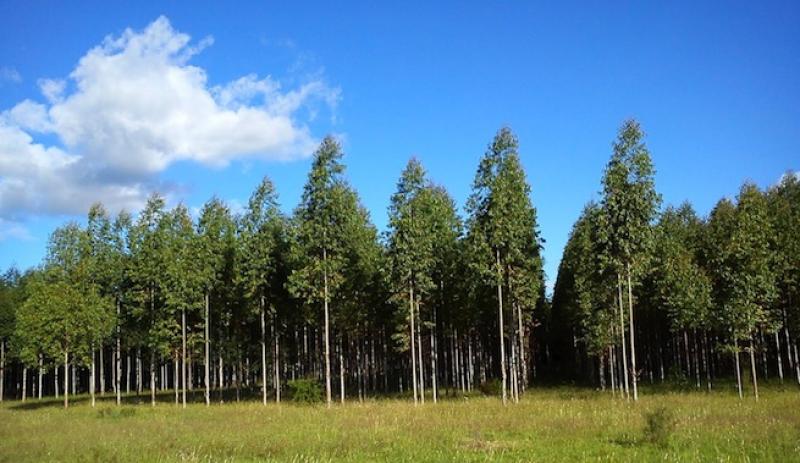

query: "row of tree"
left=551, top=121, right=800, bottom=400
left=0, top=128, right=544, bottom=408
left=1, top=120, right=796, bottom=409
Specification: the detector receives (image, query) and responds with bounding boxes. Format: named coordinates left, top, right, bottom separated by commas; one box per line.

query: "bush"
left=97, top=407, right=136, bottom=419
left=643, top=406, right=675, bottom=448
left=286, top=378, right=323, bottom=403
left=478, top=379, right=502, bottom=396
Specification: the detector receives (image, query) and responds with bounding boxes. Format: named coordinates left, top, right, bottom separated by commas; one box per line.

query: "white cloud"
left=0, top=67, right=22, bottom=84
left=0, top=16, right=339, bottom=221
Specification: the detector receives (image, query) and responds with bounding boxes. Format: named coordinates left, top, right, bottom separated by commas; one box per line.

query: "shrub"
left=286, top=378, right=323, bottom=403
left=478, top=379, right=502, bottom=396
left=643, top=406, right=675, bottom=448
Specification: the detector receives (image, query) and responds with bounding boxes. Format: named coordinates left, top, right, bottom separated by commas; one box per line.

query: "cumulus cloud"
left=0, top=16, right=339, bottom=222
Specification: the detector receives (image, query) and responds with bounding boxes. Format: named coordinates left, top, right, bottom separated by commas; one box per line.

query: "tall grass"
left=0, top=385, right=798, bottom=462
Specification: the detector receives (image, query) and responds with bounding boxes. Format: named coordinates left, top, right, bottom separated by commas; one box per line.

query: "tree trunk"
left=150, top=351, right=156, bottom=406
left=339, top=337, right=345, bottom=404
left=323, top=246, right=332, bottom=408
left=417, top=298, right=425, bottom=404
left=63, top=350, right=69, bottom=409
left=261, top=298, right=267, bottom=406
left=99, top=346, right=105, bottom=396
left=116, top=299, right=122, bottom=406
left=409, top=284, right=418, bottom=405
left=204, top=292, right=210, bottom=406
left=0, top=340, right=4, bottom=402
left=496, top=248, right=507, bottom=405
left=274, top=313, right=281, bottom=403
left=38, top=355, right=43, bottom=400
left=626, top=263, right=638, bottom=401
left=734, top=339, right=743, bottom=399
left=174, top=353, right=179, bottom=405
left=617, top=274, right=629, bottom=399
left=22, top=366, right=27, bottom=402
left=517, top=303, right=526, bottom=390
left=90, top=349, right=96, bottom=407
left=182, top=307, right=187, bottom=408
left=431, top=319, right=437, bottom=403
left=750, top=337, right=759, bottom=400
left=775, top=331, right=784, bottom=384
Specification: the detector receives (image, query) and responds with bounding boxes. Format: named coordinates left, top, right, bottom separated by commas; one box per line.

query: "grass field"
left=1, top=385, right=799, bottom=462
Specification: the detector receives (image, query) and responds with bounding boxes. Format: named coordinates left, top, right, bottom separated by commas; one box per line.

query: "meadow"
left=1, top=385, right=798, bottom=462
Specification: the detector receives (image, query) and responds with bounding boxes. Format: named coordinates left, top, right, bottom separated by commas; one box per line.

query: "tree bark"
left=750, top=337, right=759, bottom=400
left=150, top=351, right=156, bottom=406
left=409, top=285, right=418, bottom=405
left=274, top=313, right=281, bottom=403
left=734, top=339, right=743, bottom=399
left=182, top=307, right=187, bottom=408
left=21, top=366, right=27, bottom=402
left=38, top=355, right=43, bottom=400
left=626, top=263, right=638, bottom=401
left=261, top=298, right=267, bottom=406
left=204, top=292, right=210, bottom=406
left=90, top=349, right=96, bottom=407
left=775, top=331, right=784, bottom=384
left=116, top=299, right=122, bottom=406
left=617, top=274, right=629, bottom=399
left=417, top=298, right=425, bottom=404
left=63, top=350, right=69, bottom=409
left=323, top=246, right=332, bottom=408
left=496, top=248, right=507, bottom=405
left=0, top=340, right=4, bottom=402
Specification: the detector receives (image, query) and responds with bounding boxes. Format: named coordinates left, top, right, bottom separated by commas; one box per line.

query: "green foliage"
left=642, top=406, right=675, bottom=448
left=478, top=378, right=502, bottom=396
left=286, top=378, right=324, bottom=403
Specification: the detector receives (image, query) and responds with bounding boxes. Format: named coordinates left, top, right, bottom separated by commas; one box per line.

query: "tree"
left=465, top=127, right=543, bottom=404
left=600, top=119, right=660, bottom=401
left=720, top=184, right=777, bottom=400
left=289, top=136, right=363, bottom=407
left=16, top=224, right=114, bottom=408
left=196, top=198, right=237, bottom=405
left=239, top=177, right=286, bottom=404
left=130, top=194, right=169, bottom=406
left=163, top=204, right=202, bottom=407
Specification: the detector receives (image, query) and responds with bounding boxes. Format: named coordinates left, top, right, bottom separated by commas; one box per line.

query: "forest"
left=0, top=119, right=798, bottom=411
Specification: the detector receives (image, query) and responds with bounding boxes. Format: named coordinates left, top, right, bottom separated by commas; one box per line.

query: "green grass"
left=1, top=385, right=799, bottom=462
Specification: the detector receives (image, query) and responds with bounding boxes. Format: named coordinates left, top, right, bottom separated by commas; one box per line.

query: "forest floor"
left=0, top=383, right=799, bottom=462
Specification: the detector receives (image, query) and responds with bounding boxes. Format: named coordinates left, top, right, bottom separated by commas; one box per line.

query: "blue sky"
left=1, top=1, right=798, bottom=291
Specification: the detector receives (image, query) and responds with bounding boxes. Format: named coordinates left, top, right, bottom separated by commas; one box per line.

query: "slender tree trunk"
left=626, top=263, right=638, bottom=401
left=617, top=274, right=629, bottom=399
left=261, top=298, right=267, bottom=406
left=150, top=351, right=156, bottom=406
left=0, top=340, right=4, bottom=402
left=750, top=337, right=759, bottom=400
left=182, top=307, right=187, bottom=408
left=21, top=366, right=27, bottom=402
left=734, top=339, right=743, bottom=399
left=274, top=313, right=281, bottom=403
left=204, top=292, right=210, bottom=406
left=431, top=316, right=437, bottom=403
left=775, top=331, right=784, bottom=384
left=63, top=350, right=69, bottom=409
left=116, top=299, right=122, bottom=406
left=339, top=337, right=345, bottom=404
left=323, top=246, right=332, bottom=408
left=38, top=355, right=43, bottom=400
left=517, top=303, right=526, bottom=390
left=417, top=298, right=425, bottom=404
left=90, top=349, right=96, bottom=407
left=609, top=345, right=616, bottom=396
left=99, top=346, right=105, bottom=396
left=409, top=285, right=418, bottom=405
left=174, top=353, right=179, bottom=405
left=496, top=249, right=507, bottom=405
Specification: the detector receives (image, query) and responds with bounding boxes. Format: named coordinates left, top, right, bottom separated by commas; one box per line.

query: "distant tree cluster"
left=551, top=121, right=800, bottom=400
left=0, top=121, right=796, bottom=408
left=0, top=129, right=543, bottom=408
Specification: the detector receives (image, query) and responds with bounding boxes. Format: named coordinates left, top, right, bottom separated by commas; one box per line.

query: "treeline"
left=0, top=127, right=544, bottom=408
left=551, top=122, right=800, bottom=400
left=0, top=120, right=796, bottom=409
